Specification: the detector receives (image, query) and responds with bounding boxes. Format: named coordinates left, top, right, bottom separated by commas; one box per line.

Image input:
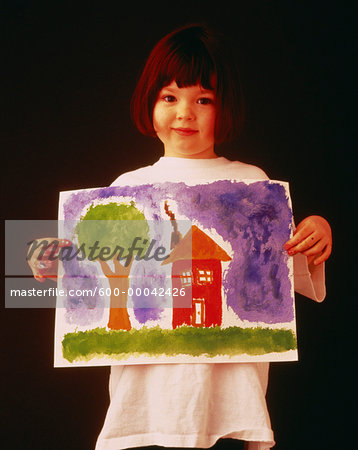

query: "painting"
left=54, top=179, right=297, bottom=367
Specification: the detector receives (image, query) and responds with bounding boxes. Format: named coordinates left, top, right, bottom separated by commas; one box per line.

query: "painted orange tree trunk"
left=99, top=258, right=133, bottom=330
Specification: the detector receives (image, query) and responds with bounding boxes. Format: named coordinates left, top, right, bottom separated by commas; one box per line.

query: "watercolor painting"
left=54, top=179, right=297, bottom=367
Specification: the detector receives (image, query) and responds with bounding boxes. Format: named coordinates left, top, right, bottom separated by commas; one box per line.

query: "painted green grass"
left=62, top=326, right=297, bottom=363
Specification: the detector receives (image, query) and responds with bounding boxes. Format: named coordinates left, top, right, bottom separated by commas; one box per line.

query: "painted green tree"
left=75, top=202, right=150, bottom=330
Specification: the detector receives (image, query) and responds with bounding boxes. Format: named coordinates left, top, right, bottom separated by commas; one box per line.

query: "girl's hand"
left=284, top=215, right=332, bottom=265
left=27, top=237, right=72, bottom=282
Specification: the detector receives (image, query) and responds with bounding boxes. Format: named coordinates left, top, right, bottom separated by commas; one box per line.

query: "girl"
left=30, top=24, right=332, bottom=450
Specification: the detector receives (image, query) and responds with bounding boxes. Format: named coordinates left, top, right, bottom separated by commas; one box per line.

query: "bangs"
left=158, top=40, right=216, bottom=91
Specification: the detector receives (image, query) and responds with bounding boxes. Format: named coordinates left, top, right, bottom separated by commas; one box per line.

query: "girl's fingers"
left=285, top=232, right=316, bottom=255
left=301, top=239, right=327, bottom=256
left=312, top=243, right=332, bottom=265
left=28, top=238, right=72, bottom=281
left=33, top=255, right=56, bottom=268
left=284, top=224, right=313, bottom=250
left=42, top=239, right=72, bottom=257
left=34, top=274, right=46, bottom=282
left=33, top=259, right=58, bottom=279
left=285, top=216, right=332, bottom=258
left=32, top=239, right=72, bottom=261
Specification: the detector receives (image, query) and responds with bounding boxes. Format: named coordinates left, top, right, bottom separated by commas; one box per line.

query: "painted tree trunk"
left=99, top=259, right=133, bottom=330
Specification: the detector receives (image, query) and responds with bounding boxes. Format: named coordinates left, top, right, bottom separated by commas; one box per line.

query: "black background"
left=2, top=1, right=355, bottom=449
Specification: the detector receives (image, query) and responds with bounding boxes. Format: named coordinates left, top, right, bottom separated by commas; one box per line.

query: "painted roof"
left=162, top=225, right=231, bottom=265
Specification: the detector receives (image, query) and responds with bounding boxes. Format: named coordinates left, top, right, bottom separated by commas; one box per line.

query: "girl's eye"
left=197, top=97, right=214, bottom=105
left=163, top=95, right=176, bottom=103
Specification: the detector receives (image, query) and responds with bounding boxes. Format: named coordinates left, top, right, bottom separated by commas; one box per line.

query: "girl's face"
left=153, top=81, right=217, bottom=159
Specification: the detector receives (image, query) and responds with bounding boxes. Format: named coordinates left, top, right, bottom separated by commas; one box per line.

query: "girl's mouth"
left=172, top=128, right=198, bottom=136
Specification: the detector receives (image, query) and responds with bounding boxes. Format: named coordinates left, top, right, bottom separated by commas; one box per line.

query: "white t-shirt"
left=95, top=156, right=325, bottom=450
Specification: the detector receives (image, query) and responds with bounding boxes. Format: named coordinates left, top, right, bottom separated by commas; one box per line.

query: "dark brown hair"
left=130, top=24, right=244, bottom=144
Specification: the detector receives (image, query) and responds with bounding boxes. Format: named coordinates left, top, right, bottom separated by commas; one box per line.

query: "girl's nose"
left=176, top=102, right=195, bottom=120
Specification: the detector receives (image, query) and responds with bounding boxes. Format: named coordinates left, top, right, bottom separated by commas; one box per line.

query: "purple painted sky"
left=62, top=180, right=294, bottom=325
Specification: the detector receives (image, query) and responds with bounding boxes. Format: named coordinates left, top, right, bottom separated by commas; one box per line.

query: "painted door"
left=192, top=298, right=205, bottom=327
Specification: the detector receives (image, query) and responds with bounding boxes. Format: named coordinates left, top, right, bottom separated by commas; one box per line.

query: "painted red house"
left=162, top=225, right=231, bottom=329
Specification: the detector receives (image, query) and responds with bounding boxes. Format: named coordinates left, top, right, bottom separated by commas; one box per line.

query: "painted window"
left=181, top=270, right=192, bottom=286
left=196, top=269, right=213, bottom=285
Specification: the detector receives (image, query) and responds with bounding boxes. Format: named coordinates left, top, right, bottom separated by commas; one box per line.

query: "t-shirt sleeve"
left=293, top=252, right=326, bottom=302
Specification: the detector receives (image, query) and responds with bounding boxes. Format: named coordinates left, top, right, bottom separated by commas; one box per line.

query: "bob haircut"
left=131, top=24, right=244, bottom=144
